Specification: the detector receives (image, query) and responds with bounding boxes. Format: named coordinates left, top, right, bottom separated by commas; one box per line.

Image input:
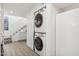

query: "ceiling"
left=2, top=3, right=76, bottom=17
left=53, top=3, right=73, bottom=9
left=3, top=3, right=37, bottom=17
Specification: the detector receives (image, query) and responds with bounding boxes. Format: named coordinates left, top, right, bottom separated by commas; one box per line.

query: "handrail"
left=12, top=25, right=27, bottom=36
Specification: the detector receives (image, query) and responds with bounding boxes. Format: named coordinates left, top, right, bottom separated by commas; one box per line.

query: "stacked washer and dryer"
left=33, top=6, right=46, bottom=56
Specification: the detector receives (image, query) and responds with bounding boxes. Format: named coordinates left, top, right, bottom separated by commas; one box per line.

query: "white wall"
left=45, top=4, right=57, bottom=56
left=56, top=8, right=79, bottom=56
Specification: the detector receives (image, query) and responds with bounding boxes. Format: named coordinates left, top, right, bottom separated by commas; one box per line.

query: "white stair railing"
left=11, top=20, right=27, bottom=40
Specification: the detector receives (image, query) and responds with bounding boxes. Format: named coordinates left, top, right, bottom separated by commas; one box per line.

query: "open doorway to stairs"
left=18, top=25, right=27, bottom=43
left=0, top=3, right=38, bottom=56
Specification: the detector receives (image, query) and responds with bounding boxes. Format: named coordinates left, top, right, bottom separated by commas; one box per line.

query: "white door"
left=56, top=8, right=79, bottom=56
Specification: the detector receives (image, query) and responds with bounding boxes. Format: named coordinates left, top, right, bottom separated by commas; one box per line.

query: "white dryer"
left=34, top=7, right=46, bottom=33
left=34, top=6, right=46, bottom=56
left=34, top=33, right=46, bottom=56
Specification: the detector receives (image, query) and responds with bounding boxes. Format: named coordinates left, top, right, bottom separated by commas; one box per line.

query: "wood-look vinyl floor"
left=4, top=41, right=38, bottom=56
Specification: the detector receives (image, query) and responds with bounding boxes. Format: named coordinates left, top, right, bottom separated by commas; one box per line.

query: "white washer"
left=34, top=6, right=46, bottom=56
left=34, top=33, right=46, bottom=56
left=34, top=7, right=46, bottom=33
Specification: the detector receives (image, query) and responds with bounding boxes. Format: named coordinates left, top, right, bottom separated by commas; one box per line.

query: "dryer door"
left=34, top=37, right=43, bottom=51
left=34, top=13, right=43, bottom=28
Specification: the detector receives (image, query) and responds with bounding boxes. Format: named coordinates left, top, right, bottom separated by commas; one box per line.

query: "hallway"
left=0, top=3, right=79, bottom=56
left=3, top=41, right=38, bottom=56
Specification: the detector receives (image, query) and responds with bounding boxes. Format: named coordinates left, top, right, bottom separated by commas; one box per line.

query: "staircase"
left=11, top=24, right=27, bottom=42
left=9, top=17, right=27, bottom=42
left=3, top=24, right=27, bottom=44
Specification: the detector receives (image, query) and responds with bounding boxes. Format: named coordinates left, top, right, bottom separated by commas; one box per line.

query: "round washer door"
left=34, top=37, right=43, bottom=51
left=34, top=13, right=43, bottom=28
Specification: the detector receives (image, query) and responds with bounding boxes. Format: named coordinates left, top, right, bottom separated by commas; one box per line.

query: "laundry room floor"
left=3, top=41, right=38, bottom=56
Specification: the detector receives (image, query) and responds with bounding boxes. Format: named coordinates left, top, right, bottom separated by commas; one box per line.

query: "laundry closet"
left=26, top=3, right=79, bottom=56
left=33, top=4, right=56, bottom=56
left=26, top=3, right=57, bottom=56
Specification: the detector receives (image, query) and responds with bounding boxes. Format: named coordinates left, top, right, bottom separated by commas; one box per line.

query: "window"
left=4, top=16, right=9, bottom=31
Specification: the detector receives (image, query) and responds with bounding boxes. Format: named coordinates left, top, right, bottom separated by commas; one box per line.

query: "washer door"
left=34, top=13, right=43, bottom=28
left=34, top=37, right=43, bottom=51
